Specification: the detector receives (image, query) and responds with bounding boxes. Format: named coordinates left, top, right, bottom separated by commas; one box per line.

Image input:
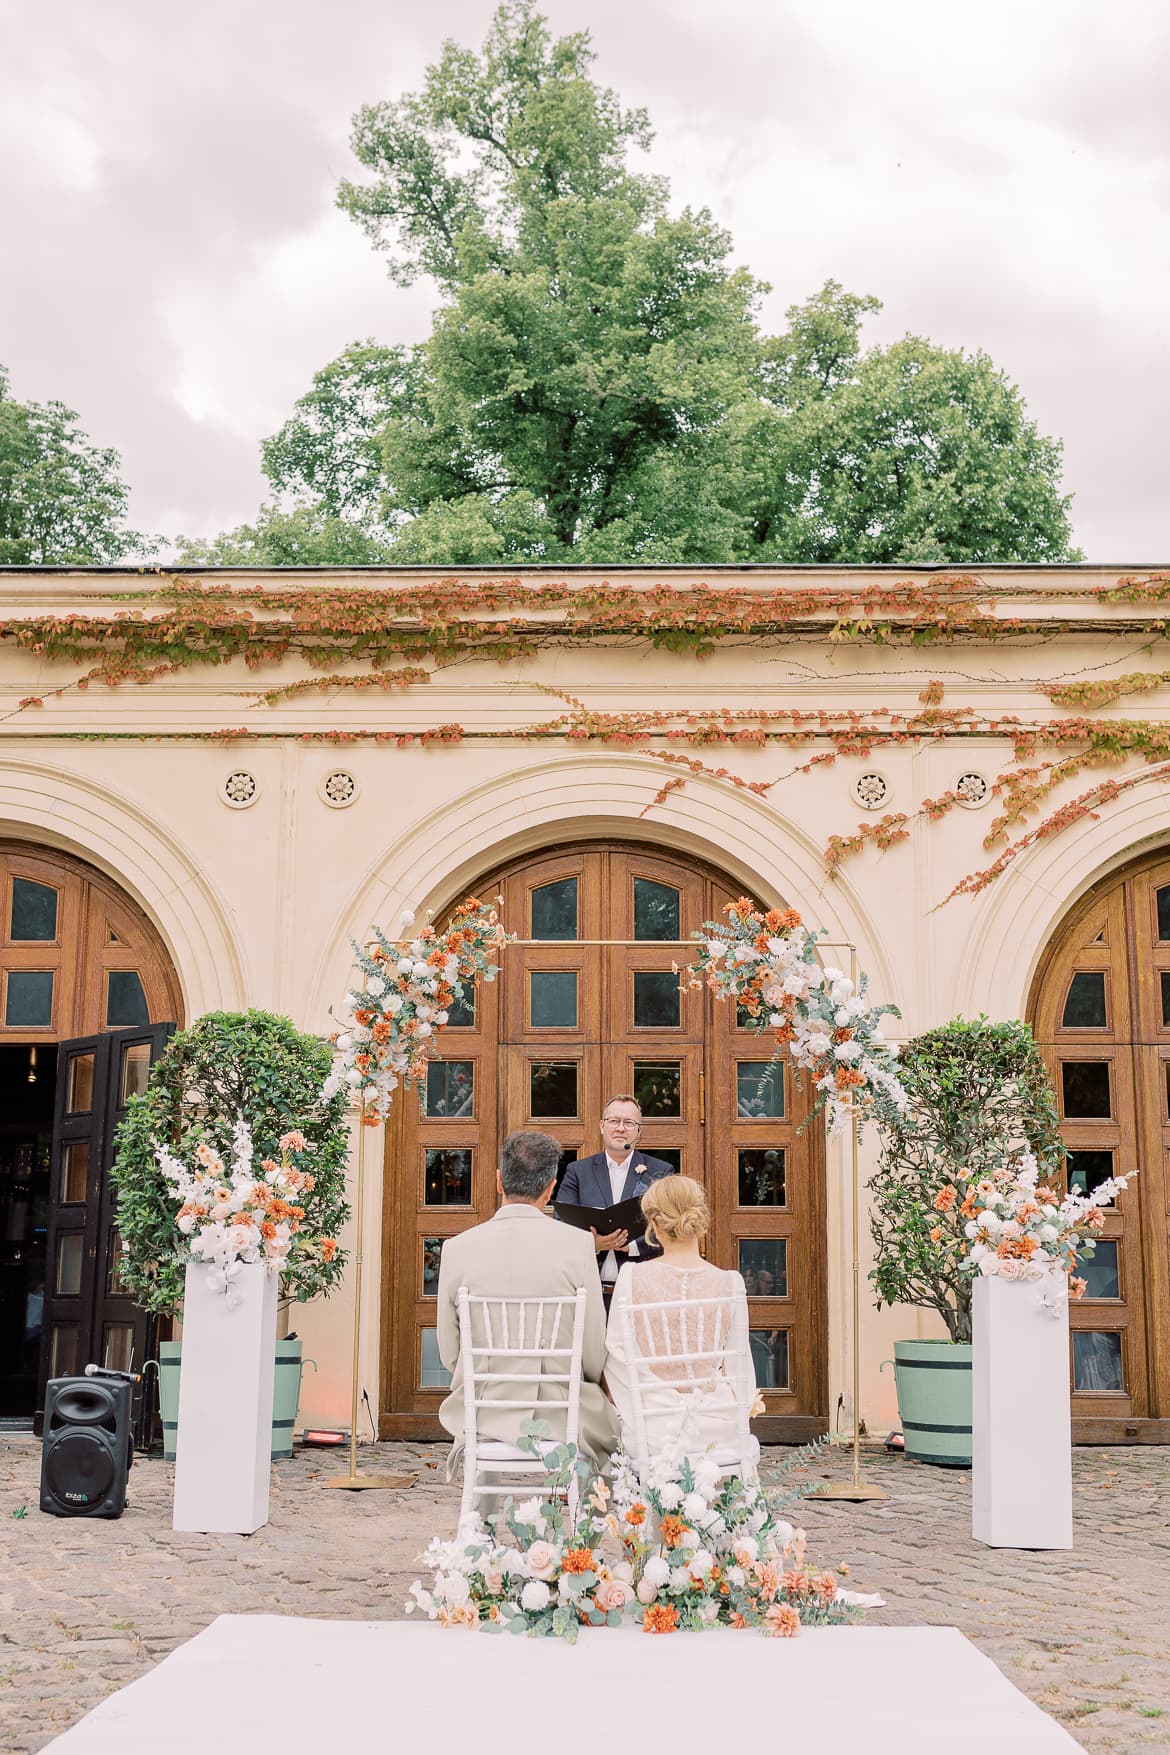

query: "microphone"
left=84, top=1363, right=141, bottom=1384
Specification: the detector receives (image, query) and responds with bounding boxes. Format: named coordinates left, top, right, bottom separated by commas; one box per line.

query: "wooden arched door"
left=0, top=842, right=183, bottom=1423
left=381, top=842, right=828, bottom=1442
left=1029, top=852, right=1170, bottom=1440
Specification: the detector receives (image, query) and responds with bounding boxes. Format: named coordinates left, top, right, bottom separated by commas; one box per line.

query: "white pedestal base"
left=172, top=1261, right=277, bottom=1535
left=972, top=1271, right=1072, bottom=1550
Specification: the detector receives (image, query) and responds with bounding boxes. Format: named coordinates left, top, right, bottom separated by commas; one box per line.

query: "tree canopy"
left=0, top=366, right=151, bottom=564
left=185, top=2, right=1078, bottom=566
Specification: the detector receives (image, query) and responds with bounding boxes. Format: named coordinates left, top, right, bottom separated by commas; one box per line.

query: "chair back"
left=457, top=1287, right=587, bottom=1523
left=616, top=1286, right=755, bottom=1480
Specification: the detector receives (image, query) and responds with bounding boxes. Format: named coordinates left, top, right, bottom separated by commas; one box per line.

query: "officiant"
left=558, top=1095, right=676, bottom=1296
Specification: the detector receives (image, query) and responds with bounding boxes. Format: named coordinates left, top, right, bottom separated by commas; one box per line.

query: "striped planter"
left=889, top=1339, right=973, bottom=1468
left=156, top=1339, right=307, bottom=1460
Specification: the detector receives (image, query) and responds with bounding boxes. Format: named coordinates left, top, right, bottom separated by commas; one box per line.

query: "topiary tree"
left=868, top=1017, right=1064, bottom=1341
left=111, top=1010, right=350, bottom=1315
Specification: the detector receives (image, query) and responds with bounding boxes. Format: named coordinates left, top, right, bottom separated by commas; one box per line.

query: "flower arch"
left=326, top=896, right=905, bottom=1133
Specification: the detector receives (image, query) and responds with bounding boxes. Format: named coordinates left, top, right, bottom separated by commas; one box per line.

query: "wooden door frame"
left=379, top=837, right=830, bottom=1443
left=1027, top=849, right=1170, bottom=1441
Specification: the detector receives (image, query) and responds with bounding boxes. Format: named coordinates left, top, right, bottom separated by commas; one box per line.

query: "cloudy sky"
left=2, top=0, right=1167, bottom=559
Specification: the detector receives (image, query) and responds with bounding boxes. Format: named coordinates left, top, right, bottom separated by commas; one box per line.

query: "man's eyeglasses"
left=603, top=1117, right=640, bottom=1130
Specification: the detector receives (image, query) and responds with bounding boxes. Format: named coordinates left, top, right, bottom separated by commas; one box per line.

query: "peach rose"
left=524, top=1540, right=558, bottom=1580
left=594, top=1578, right=634, bottom=1614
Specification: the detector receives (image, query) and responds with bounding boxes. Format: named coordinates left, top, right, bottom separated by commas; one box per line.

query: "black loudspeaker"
left=40, top=1376, right=134, bottom=1518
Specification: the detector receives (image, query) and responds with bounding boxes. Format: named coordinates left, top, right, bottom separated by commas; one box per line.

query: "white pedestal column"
left=972, top=1270, right=1072, bottom=1550
left=173, top=1261, right=277, bottom=1535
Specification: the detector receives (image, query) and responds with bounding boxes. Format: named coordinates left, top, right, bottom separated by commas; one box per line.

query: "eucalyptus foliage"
left=111, top=1011, right=351, bottom=1315
left=868, top=1018, right=1064, bottom=1342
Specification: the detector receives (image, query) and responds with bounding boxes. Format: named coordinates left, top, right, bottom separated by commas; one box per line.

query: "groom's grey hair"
left=500, top=1130, right=560, bottom=1199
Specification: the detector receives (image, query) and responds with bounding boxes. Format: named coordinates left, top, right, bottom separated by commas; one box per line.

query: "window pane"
left=120, top=1041, right=152, bottom=1105
left=1061, top=1062, right=1111, bottom=1119
left=735, top=1003, right=758, bottom=1031
left=61, top=1141, right=89, bottom=1204
left=1066, top=1150, right=1114, bottom=1197
left=446, top=989, right=475, bottom=1028
left=737, top=1062, right=785, bottom=1119
left=738, top=1148, right=786, bottom=1206
left=1158, top=886, right=1170, bottom=941
left=49, top=1325, right=78, bottom=1380
left=10, top=877, right=58, bottom=941
left=425, top=1062, right=474, bottom=1118
left=1061, top=971, right=1107, bottom=1029
left=67, top=1052, right=94, bottom=1114
left=102, top=1325, right=135, bottom=1373
left=750, top=1329, right=789, bottom=1390
left=531, top=878, right=578, bottom=941
left=530, top=970, right=578, bottom=1029
left=420, top=1327, right=452, bottom=1389
left=4, top=970, right=53, bottom=1027
left=422, top=1238, right=444, bottom=1296
left=424, top=1149, right=472, bottom=1205
left=633, top=1063, right=681, bottom=1116
left=106, top=970, right=149, bottom=1027
left=530, top=1061, right=578, bottom=1117
left=55, top=1233, right=83, bottom=1297
left=633, top=878, right=680, bottom=941
left=107, top=1229, right=128, bottom=1295
left=633, top=971, right=681, bottom=1028
left=740, top=1239, right=787, bottom=1298
left=1162, top=972, right=1170, bottom=1029
left=1072, top=1330, right=1123, bottom=1392
left=649, top=1149, right=682, bottom=1174
left=1082, top=1240, right=1120, bottom=1300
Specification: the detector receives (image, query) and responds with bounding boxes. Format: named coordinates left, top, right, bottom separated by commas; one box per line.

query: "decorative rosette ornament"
left=687, top=899, right=906, bottom=1134
left=326, top=896, right=512, bottom=1124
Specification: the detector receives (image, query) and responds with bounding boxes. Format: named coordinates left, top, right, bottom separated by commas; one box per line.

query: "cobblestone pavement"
left=3, top=1437, right=1169, bottom=1754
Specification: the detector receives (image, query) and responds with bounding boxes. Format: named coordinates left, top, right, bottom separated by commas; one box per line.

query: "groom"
left=558, top=1094, right=676, bottom=1294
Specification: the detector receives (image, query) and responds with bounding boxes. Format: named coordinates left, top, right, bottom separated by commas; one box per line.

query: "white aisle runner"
left=45, top=1614, right=1082, bottom=1755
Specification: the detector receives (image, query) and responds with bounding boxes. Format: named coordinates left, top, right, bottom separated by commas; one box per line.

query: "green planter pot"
left=886, top=1339, right=972, bottom=1468
left=155, top=1338, right=309, bottom=1461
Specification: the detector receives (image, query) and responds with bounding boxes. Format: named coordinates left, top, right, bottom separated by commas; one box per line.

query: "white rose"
left=335, top=1033, right=352, bottom=1052
left=366, top=975, right=386, bottom=998
left=512, top=1499, right=545, bottom=1528
left=636, top=1579, right=658, bottom=1604
left=345, top=1069, right=364, bottom=1086
left=411, top=960, right=431, bottom=979
left=437, top=1572, right=470, bottom=1606
left=385, top=995, right=403, bottom=1015
left=520, top=1580, right=551, bottom=1612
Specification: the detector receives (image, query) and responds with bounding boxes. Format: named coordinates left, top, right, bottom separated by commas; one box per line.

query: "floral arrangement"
left=326, top=896, right=511, bottom=1124
left=944, top=1148, right=1135, bottom=1294
left=406, top=1431, right=860, bottom=1641
left=155, top=1119, right=337, bottom=1305
left=688, top=899, right=905, bottom=1133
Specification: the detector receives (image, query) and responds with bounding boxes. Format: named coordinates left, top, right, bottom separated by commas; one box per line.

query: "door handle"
left=699, top=1071, right=706, bottom=1126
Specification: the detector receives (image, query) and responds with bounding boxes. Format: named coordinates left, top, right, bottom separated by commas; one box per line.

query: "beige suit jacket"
left=436, top=1202, right=618, bottom=1469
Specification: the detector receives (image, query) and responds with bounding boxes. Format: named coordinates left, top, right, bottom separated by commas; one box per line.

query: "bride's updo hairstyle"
left=641, top=1174, right=709, bottom=1247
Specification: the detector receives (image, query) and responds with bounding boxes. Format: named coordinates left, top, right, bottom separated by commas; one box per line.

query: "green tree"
left=868, top=1017, right=1065, bottom=1342
left=745, top=282, right=1079, bottom=563
left=0, top=366, right=152, bottom=563
left=190, top=5, right=1078, bottom=566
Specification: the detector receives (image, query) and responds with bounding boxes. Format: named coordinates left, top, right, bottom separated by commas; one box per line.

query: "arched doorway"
left=381, top=841, right=828, bottom=1442
left=0, top=841, right=183, bottom=1425
left=1029, top=849, right=1170, bottom=1441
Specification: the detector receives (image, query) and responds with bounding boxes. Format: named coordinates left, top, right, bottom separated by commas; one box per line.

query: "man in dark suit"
left=559, top=1094, right=676, bottom=1296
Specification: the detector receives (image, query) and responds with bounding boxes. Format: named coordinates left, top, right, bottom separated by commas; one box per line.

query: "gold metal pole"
left=807, top=943, right=887, bottom=1502
left=325, top=981, right=415, bottom=1492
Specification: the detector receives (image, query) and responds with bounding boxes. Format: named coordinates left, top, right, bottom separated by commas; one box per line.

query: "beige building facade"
left=1, top=564, right=1167, bottom=1444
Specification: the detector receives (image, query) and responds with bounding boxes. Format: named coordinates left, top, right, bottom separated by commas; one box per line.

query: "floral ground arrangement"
left=407, top=1433, right=860, bottom=1641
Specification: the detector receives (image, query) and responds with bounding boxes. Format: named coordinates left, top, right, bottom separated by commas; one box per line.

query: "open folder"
left=553, top=1195, right=648, bottom=1241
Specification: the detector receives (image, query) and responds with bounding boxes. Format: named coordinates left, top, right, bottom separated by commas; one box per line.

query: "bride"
left=603, top=1175, right=758, bottom=1465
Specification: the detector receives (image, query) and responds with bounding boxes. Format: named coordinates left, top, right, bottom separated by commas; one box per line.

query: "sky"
left=1, top=0, right=1167, bottom=561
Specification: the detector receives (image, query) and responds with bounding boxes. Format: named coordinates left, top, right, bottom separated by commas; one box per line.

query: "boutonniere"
left=633, top=1163, right=647, bottom=1177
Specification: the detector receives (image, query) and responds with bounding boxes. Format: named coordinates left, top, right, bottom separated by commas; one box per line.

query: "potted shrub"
left=868, top=1017, right=1063, bottom=1467
left=111, top=1010, right=350, bottom=1457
